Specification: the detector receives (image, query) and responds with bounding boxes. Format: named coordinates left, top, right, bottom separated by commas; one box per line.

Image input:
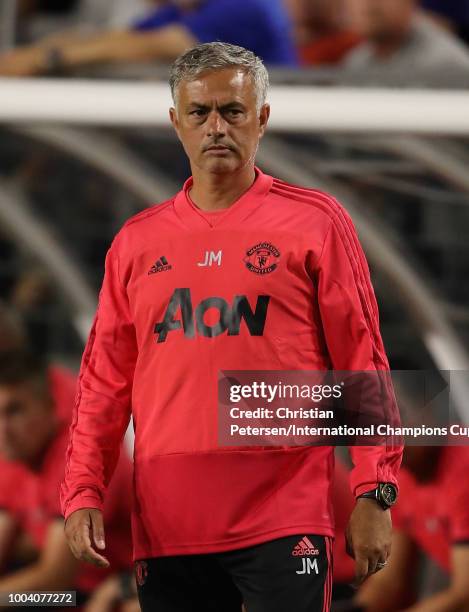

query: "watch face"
left=380, top=483, right=398, bottom=506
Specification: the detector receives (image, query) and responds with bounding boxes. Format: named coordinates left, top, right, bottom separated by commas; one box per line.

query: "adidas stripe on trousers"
left=136, top=534, right=333, bottom=612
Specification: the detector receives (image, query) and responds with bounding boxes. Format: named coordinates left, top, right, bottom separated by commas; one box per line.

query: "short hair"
left=0, top=303, right=26, bottom=351
left=169, top=42, right=269, bottom=112
left=0, top=350, right=49, bottom=398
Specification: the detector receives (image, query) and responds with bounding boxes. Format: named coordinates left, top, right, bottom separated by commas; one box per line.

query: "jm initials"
left=296, top=558, right=319, bottom=575
left=198, top=250, right=222, bottom=267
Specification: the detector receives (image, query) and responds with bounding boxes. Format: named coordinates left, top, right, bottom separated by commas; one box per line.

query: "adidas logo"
left=292, top=536, right=319, bottom=557
left=148, top=256, right=172, bottom=275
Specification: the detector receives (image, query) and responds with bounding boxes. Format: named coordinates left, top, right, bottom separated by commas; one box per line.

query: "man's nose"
left=205, top=111, right=227, bottom=137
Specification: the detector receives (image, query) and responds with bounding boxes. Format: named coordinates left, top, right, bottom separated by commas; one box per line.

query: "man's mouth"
left=204, top=144, right=233, bottom=152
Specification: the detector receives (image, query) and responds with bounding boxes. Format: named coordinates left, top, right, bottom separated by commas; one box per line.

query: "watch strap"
left=358, top=483, right=397, bottom=510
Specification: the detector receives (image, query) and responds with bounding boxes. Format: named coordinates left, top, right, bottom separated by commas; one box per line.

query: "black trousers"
left=136, top=534, right=333, bottom=612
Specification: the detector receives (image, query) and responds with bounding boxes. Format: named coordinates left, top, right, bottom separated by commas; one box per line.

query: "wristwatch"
left=357, top=483, right=398, bottom=510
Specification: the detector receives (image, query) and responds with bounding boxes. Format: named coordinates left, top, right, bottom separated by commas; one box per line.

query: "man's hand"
left=64, top=508, right=110, bottom=568
left=345, top=498, right=392, bottom=586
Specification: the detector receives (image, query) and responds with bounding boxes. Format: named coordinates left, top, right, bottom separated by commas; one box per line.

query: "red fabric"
left=299, top=32, right=361, bottom=65
left=0, top=366, right=76, bottom=514
left=0, top=459, right=29, bottom=515
left=0, top=365, right=75, bottom=517
left=393, top=447, right=469, bottom=573
left=48, top=365, right=77, bottom=424
left=17, top=428, right=132, bottom=591
left=61, top=168, right=402, bottom=560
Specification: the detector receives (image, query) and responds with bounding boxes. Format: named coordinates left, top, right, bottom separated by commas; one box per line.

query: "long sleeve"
left=316, top=204, right=403, bottom=497
left=60, top=237, right=138, bottom=519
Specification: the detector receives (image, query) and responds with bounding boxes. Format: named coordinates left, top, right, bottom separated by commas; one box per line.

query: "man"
left=0, top=458, right=33, bottom=573
left=61, top=42, right=402, bottom=612
left=0, top=306, right=73, bottom=575
left=343, top=0, right=469, bottom=77
left=286, top=0, right=361, bottom=65
left=355, top=445, right=469, bottom=611
left=0, top=0, right=297, bottom=76
left=0, top=357, right=78, bottom=576
left=0, top=350, right=133, bottom=605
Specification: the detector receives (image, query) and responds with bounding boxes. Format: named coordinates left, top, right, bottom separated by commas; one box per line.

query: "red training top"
left=393, top=446, right=469, bottom=573
left=61, top=168, right=402, bottom=560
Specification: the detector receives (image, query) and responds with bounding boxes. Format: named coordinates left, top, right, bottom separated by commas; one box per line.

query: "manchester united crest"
left=244, top=242, right=280, bottom=275
left=135, top=560, right=148, bottom=586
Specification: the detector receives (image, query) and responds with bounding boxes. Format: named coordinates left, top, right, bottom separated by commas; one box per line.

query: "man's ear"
left=169, top=107, right=180, bottom=139
left=259, top=103, right=270, bottom=138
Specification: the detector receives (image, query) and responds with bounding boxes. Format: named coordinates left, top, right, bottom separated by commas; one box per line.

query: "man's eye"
left=190, top=110, right=206, bottom=116
left=228, top=109, right=242, bottom=116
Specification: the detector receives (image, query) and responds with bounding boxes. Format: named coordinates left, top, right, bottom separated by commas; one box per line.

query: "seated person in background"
left=286, top=0, right=361, bottom=66
left=0, top=350, right=134, bottom=609
left=0, top=310, right=78, bottom=575
left=355, top=445, right=469, bottom=612
left=0, top=459, right=35, bottom=573
left=0, top=0, right=298, bottom=76
left=342, top=0, right=469, bottom=76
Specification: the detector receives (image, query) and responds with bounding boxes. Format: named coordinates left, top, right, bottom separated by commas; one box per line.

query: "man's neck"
left=189, top=165, right=256, bottom=211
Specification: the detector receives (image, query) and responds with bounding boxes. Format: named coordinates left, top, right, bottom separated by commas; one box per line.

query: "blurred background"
left=1, top=0, right=469, bottom=610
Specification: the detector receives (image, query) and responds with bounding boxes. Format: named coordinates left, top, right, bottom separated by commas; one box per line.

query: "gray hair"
left=169, top=42, right=269, bottom=112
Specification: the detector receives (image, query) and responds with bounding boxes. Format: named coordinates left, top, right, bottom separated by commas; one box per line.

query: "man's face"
left=0, top=383, right=53, bottom=464
left=170, top=67, right=270, bottom=176
left=347, top=0, right=415, bottom=41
